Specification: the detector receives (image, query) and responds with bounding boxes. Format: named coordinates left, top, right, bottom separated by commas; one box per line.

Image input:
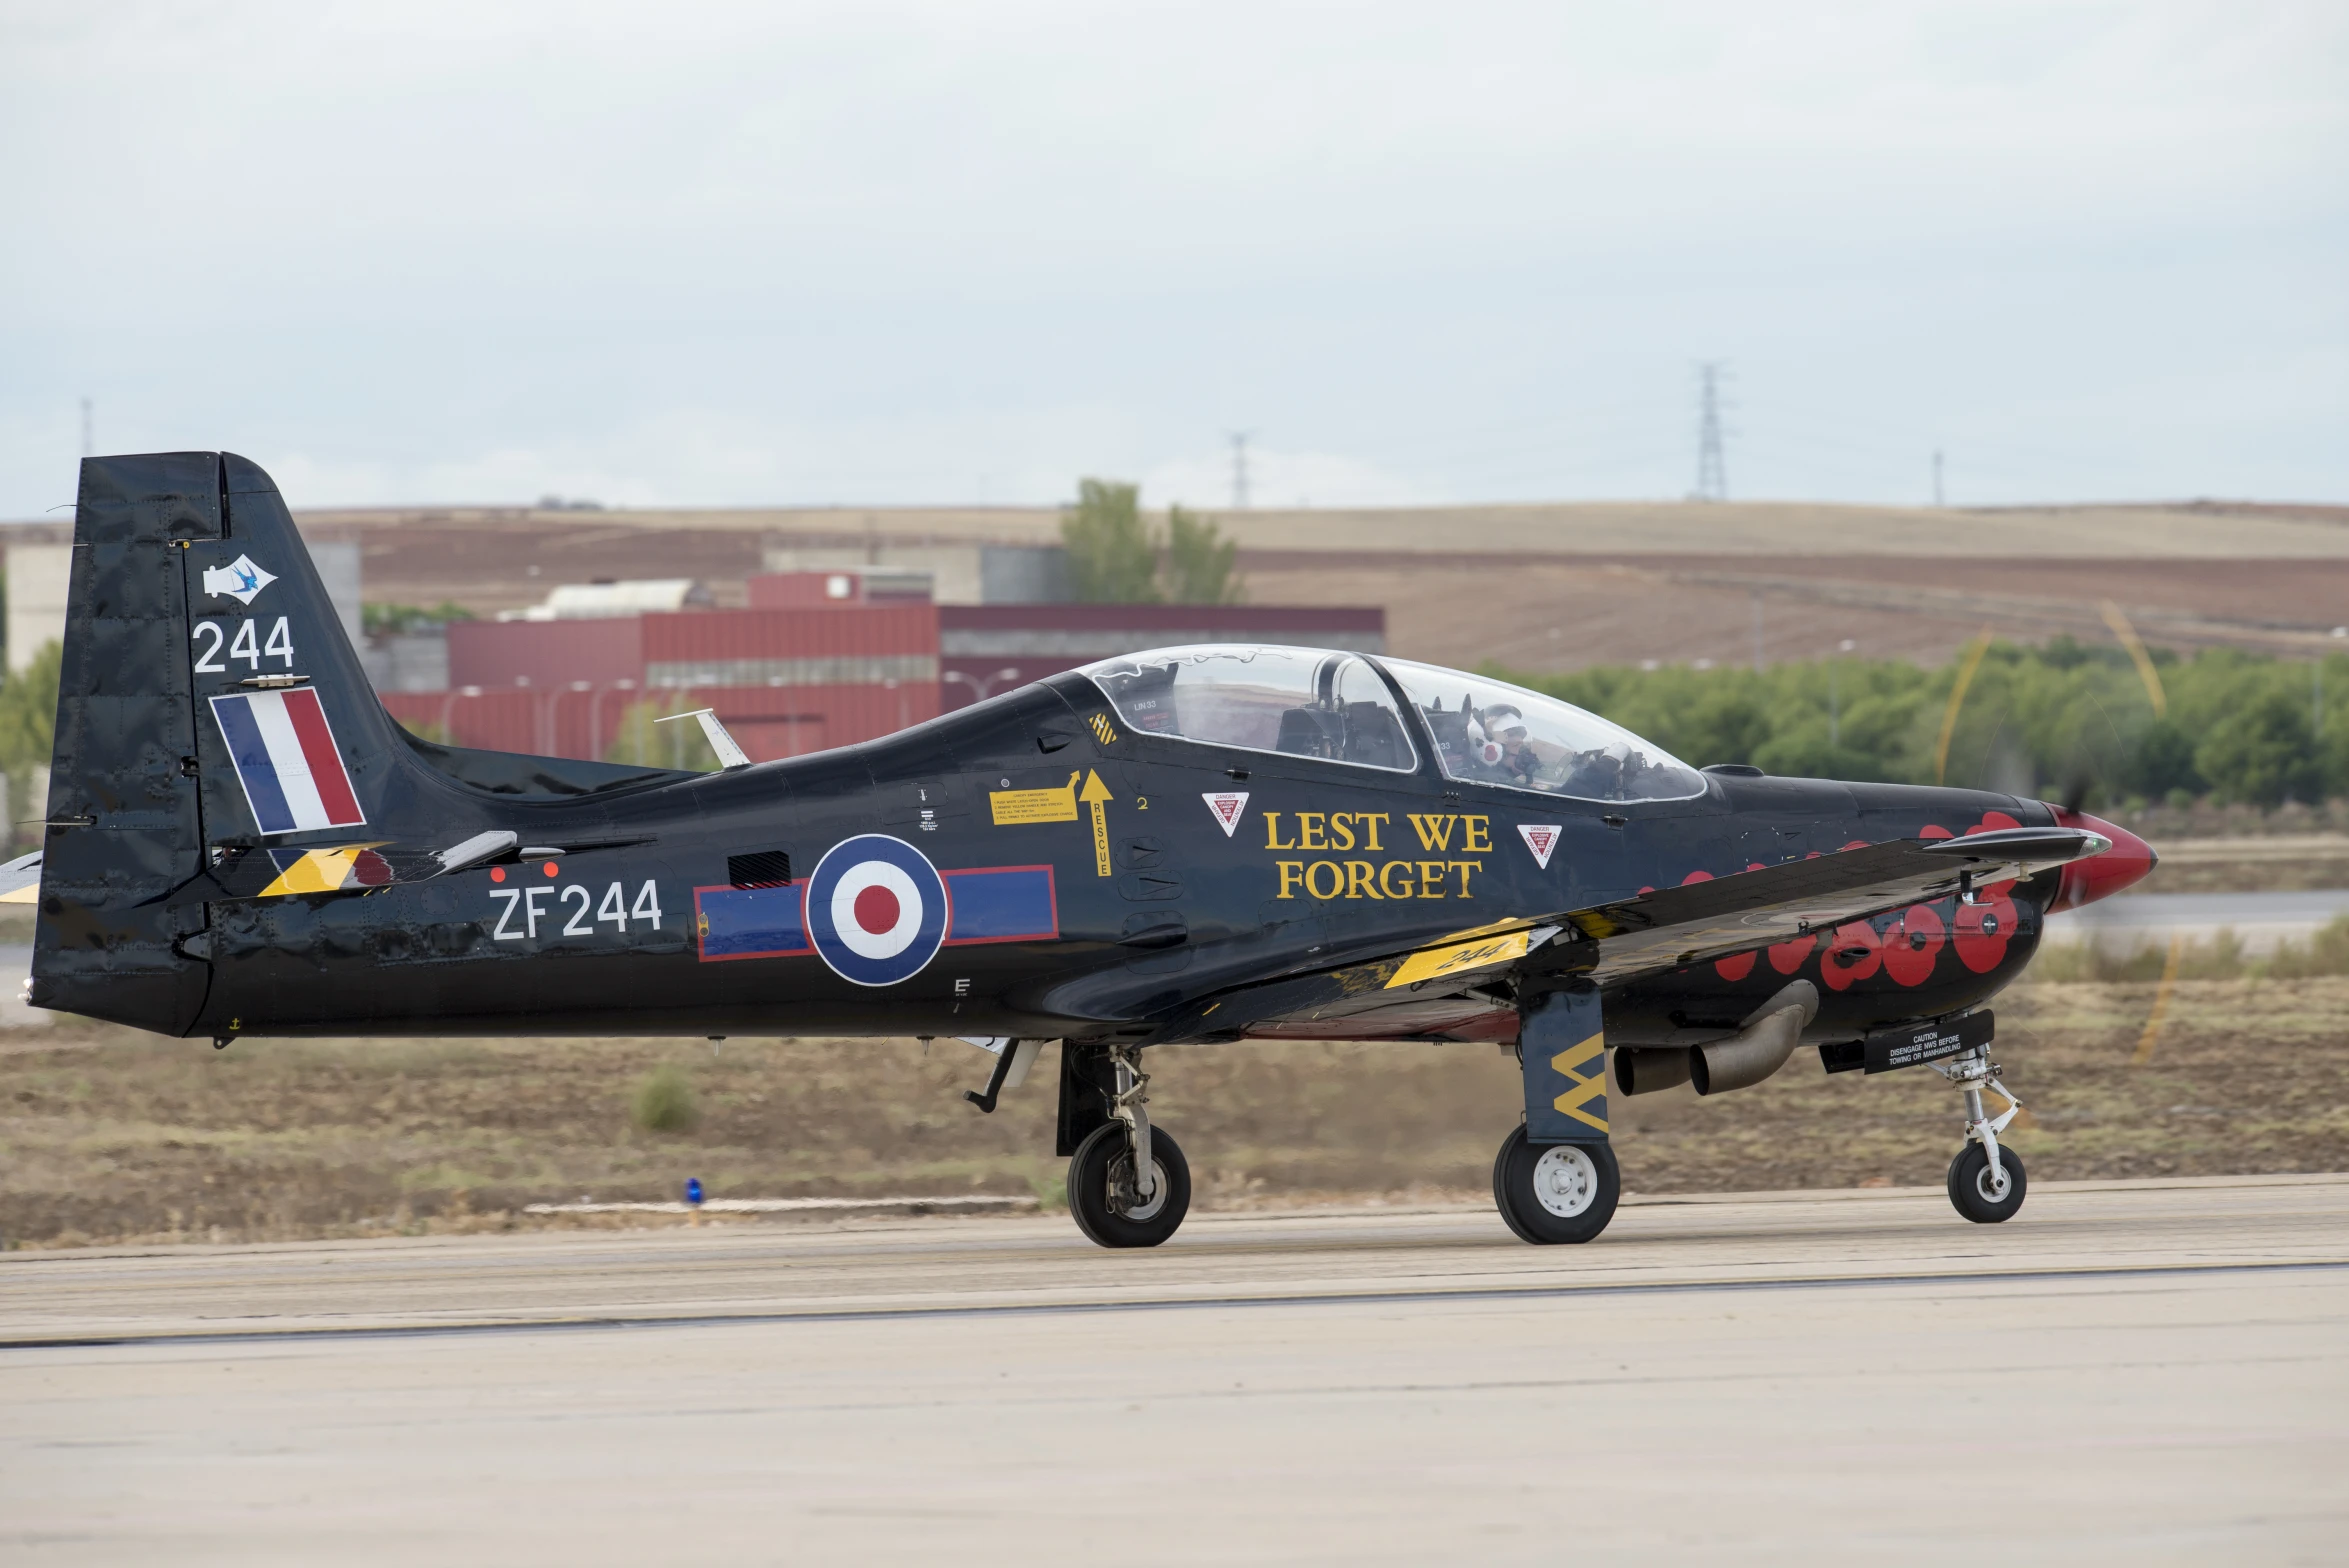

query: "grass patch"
left=631, top=1064, right=698, bottom=1133
left=4, top=981, right=2347, bottom=1248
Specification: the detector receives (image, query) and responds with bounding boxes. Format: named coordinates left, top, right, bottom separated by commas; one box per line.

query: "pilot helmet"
left=1482, top=703, right=1529, bottom=744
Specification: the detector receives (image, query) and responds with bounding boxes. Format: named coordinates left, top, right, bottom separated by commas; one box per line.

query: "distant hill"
left=293, top=496, right=2349, bottom=560
left=249, top=498, right=2349, bottom=674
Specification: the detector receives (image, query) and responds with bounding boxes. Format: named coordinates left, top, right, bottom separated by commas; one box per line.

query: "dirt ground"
left=1243, top=554, right=2349, bottom=676
left=2, top=973, right=2342, bottom=1249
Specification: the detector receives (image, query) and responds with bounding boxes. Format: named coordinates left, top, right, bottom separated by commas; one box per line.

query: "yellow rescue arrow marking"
left=1551, top=1030, right=1608, bottom=1133
left=1079, top=769, right=1114, bottom=877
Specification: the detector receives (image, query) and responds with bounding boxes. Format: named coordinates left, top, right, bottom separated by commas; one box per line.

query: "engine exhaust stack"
left=1615, top=1047, right=1692, bottom=1096
left=1691, top=1006, right=1807, bottom=1095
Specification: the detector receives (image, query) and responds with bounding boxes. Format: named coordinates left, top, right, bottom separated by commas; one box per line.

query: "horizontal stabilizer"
left=0, top=850, right=41, bottom=906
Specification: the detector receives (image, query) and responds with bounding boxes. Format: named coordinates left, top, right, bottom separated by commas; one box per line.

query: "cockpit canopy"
left=1079, top=645, right=1706, bottom=803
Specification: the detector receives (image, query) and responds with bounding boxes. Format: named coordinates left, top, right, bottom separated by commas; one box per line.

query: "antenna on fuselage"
left=655, top=708, right=752, bottom=770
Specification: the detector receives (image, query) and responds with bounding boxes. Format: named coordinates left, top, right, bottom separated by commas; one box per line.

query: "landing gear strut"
left=1066, top=1045, right=1191, bottom=1248
left=1937, top=1046, right=2028, bottom=1223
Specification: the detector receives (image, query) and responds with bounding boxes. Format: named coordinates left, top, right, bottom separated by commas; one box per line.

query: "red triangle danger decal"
left=1518, top=823, right=1561, bottom=870
left=1202, top=791, right=1250, bottom=837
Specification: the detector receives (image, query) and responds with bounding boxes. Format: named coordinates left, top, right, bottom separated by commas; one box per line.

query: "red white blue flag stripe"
left=695, top=864, right=1058, bottom=964
left=209, top=689, right=366, bottom=835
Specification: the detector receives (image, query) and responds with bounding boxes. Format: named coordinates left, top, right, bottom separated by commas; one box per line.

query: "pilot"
left=1472, top=703, right=1544, bottom=787
left=1560, top=738, right=1636, bottom=798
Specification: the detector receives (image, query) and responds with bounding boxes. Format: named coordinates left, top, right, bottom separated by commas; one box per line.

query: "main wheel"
left=1492, top=1127, right=1620, bottom=1245
left=1068, top=1122, right=1191, bottom=1248
left=1947, top=1141, right=2028, bottom=1223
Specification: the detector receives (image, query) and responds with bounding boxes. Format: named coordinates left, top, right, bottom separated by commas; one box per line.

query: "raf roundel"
left=804, top=834, right=950, bottom=987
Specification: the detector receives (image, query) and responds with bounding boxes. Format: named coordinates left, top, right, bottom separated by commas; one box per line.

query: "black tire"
left=1068, top=1122, right=1191, bottom=1248
left=1492, top=1129, right=1540, bottom=1244
left=1492, top=1127, right=1620, bottom=1245
left=1947, top=1141, right=2028, bottom=1224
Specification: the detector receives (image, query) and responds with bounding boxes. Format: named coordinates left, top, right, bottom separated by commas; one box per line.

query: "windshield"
left=1080, top=645, right=1418, bottom=772
left=1379, top=658, right=1705, bottom=802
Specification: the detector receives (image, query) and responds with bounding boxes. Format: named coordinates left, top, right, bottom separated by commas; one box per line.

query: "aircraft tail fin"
left=32, top=451, right=688, bottom=1035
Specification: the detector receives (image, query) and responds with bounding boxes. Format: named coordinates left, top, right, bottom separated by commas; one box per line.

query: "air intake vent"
left=727, top=851, right=792, bottom=888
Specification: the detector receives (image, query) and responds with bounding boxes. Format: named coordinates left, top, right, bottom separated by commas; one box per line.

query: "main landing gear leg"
left=1937, top=1045, right=2028, bottom=1223
left=1495, top=984, right=1622, bottom=1245
left=1065, top=1043, right=1191, bottom=1249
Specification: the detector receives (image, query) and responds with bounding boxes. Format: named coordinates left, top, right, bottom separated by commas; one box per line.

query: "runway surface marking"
left=5, top=1255, right=2344, bottom=1350
left=3, top=1173, right=2342, bottom=1345
left=4, top=1175, right=2343, bottom=1567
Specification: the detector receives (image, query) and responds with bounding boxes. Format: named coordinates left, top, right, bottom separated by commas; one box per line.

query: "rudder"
left=32, top=454, right=221, bottom=1032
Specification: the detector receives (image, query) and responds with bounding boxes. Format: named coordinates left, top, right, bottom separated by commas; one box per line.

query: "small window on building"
left=1080, top=645, right=1418, bottom=773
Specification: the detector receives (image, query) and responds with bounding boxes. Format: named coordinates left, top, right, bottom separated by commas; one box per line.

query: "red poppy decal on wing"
left=1954, top=886, right=2018, bottom=973
left=1711, top=865, right=1767, bottom=981
left=1880, top=903, right=1946, bottom=987
left=1817, top=920, right=1883, bottom=992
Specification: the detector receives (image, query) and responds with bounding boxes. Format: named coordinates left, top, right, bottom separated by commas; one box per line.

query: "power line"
left=1693, top=362, right=1731, bottom=502
left=1228, top=430, right=1254, bottom=510
left=80, top=396, right=92, bottom=458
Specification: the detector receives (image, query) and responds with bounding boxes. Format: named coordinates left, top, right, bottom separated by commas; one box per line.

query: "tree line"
left=0, top=590, right=2336, bottom=812
left=1499, top=636, right=2347, bottom=808
left=1059, top=479, right=1243, bottom=604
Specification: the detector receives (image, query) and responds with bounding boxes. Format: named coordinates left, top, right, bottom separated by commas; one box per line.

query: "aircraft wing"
left=1558, top=825, right=2100, bottom=984
left=1139, top=826, right=2105, bottom=1043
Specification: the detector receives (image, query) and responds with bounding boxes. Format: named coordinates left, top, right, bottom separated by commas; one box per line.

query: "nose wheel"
left=1068, top=1121, right=1191, bottom=1247
left=1936, top=1045, right=2028, bottom=1223
left=1947, top=1140, right=2027, bottom=1223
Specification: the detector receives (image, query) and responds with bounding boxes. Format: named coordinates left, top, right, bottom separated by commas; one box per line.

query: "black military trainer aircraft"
left=23, top=454, right=2156, bottom=1247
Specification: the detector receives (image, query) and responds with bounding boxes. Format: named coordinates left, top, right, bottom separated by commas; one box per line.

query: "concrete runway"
left=2044, top=887, right=2349, bottom=953
left=4, top=1176, right=2345, bottom=1565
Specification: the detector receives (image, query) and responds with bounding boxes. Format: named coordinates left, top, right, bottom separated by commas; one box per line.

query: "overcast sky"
left=2, top=1, right=2342, bottom=517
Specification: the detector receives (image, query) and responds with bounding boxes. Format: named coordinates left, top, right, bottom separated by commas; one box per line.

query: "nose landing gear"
left=1937, top=1046, right=2028, bottom=1223
left=1066, top=1044, right=1192, bottom=1248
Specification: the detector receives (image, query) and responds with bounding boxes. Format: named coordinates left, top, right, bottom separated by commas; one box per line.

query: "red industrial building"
left=375, top=572, right=1383, bottom=765
left=381, top=603, right=939, bottom=764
